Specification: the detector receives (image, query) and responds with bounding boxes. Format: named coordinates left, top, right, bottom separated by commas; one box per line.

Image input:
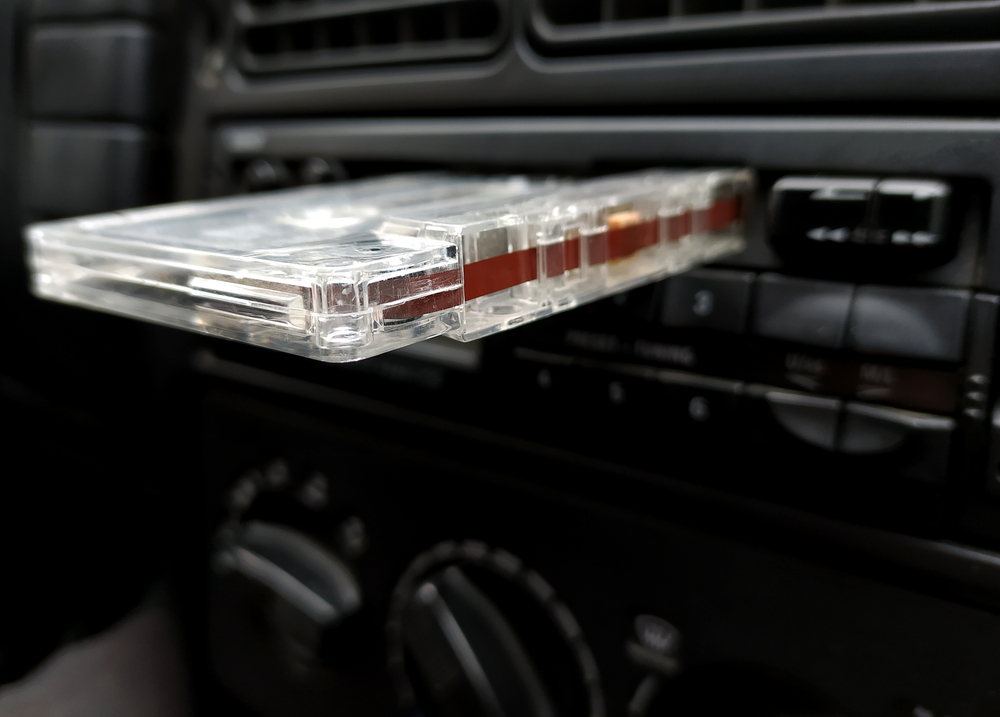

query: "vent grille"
left=235, top=0, right=506, bottom=74
left=530, top=0, right=1000, bottom=54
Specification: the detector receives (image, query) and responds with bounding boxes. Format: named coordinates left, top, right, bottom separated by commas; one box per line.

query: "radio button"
left=763, top=389, right=842, bottom=451
left=839, top=402, right=954, bottom=482
left=661, top=268, right=754, bottom=333
left=847, top=286, right=970, bottom=362
left=752, top=274, right=854, bottom=349
left=769, top=176, right=874, bottom=246
left=871, top=179, right=950, bottom=247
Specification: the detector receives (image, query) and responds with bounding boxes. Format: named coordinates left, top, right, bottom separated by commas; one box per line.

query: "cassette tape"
left=27, top=169, right=752, bottom=362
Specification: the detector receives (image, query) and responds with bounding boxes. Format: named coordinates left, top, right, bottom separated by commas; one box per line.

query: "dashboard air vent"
left=530, top=0, right=1000, bottom=54
left=236, top=0, right=506, bottom=74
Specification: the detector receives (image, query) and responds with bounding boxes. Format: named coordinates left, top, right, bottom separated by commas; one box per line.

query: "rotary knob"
left=209, top=520, right=368, bottom=717
left=388, top=541, right=604, bottom=717
left=212, top=521, right=362, bottom=668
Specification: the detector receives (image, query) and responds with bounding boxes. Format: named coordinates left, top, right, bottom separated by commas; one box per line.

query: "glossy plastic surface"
left=27, top=169, right=750, bottom=361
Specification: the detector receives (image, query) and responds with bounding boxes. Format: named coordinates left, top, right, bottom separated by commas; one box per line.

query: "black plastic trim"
left=206, top=116, right=1000, bottom=288
left=197, top=39, right=1000, bottom=114
left=193, top=347, right=1000, bottom=611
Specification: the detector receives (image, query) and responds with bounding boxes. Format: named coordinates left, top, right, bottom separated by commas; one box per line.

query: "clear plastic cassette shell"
left=27, top=169, right=753, bottom=362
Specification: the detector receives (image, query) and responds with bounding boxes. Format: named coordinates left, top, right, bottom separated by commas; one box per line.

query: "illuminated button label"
left=692, top=289, right=714, bottom=317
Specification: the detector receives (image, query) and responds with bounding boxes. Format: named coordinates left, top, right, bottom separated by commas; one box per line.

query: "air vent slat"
left=353, top=14, right=369, bottom=45
left=411, top=5, right=447, bottom=41
left=236, top=0, right=505, bottom=74
left=398, top=9, right=415, bottom=42
left=538, top=0, right=601, bottom=25
left=531, top=0, right=1000, bottom=53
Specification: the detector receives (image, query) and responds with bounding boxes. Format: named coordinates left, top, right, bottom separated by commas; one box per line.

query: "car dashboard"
left=4, top=0, right=1000, bottom=715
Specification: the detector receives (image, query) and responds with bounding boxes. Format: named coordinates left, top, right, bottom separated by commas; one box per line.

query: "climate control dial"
left=387, top=541, right=604, bottom=717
